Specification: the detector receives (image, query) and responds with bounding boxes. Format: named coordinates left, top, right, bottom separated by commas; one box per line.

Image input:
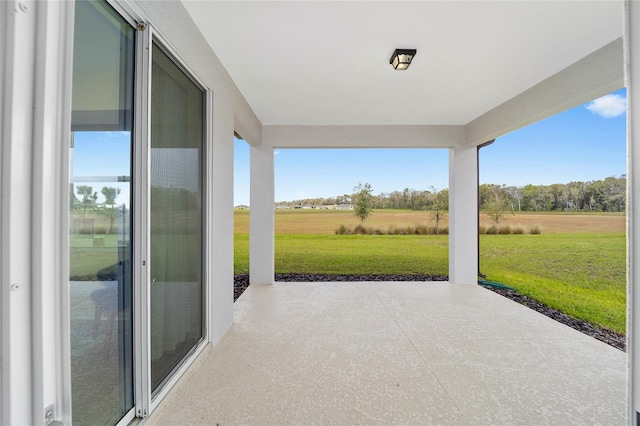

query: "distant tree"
left=101, top=186, right=121, bottom=233
left=429, top=186, right=448, bottom=234
left=504, top=185, right=523, bottom=212
left=483, top=185, right=512, bottom=224
left=76, top=185, right=98, bottom=216
left=70, top=183, right=79, bottom=210
left=274, top=175, right=626, bottom=214
left=352, top=182, right=374, bottom=223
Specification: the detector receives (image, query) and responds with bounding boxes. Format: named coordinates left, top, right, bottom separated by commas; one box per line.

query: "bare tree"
left=429, top=186, right=448, bottom=234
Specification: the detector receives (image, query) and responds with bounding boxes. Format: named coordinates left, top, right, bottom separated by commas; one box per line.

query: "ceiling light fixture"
left=389, top=49, right=417, bottom=70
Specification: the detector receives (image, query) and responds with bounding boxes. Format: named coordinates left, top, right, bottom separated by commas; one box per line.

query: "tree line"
left=480, top=176, right=626, bottom=213
left=277, top=175, right=627, bottom=213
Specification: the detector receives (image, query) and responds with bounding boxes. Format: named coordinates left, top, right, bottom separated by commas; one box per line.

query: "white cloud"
left=585, top=94, right=627, bottom=118
left=274, top=150, right=281, bottom=156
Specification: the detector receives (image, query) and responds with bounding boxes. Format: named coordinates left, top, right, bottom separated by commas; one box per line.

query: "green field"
left=235, top=209, right=626, bottom=334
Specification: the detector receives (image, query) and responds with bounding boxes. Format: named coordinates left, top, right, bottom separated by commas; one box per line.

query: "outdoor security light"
left=389, top=49, right=417, bottom=70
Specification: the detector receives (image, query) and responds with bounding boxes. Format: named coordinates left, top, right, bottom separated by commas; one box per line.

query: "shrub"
left=486, top=225, right=498, bottom=235
left=414, top=225, right=428, bottom=235
left=354, top=224, right=367, bottom=235
left=478, top=225, right=486, bottom=234
left=335, top=224, right=349, bottom=235
left=430, top=226, right=449, bottom=235
left=498, top=225, right=512, bottom=235
left=512, top=226, right=525, bottom=235
left=94, top=227, right=107, bottom=235
left=334, top=224, right=449, bottom=236
left=529, top=225, right=542, bottom=235
left=388, top=226, right=401, bottom=235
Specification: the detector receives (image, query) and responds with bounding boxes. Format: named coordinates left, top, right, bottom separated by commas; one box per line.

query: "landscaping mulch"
left=233, top=274, right=626, bottom=352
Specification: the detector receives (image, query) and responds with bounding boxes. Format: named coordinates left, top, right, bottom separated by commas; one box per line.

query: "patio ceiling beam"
left=465, top=38, right=624, bottom=147
left=263, top=125, right=465, bottom=149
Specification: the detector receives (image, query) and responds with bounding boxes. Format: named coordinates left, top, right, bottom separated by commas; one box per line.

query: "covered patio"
left=2, top=0, right=640, bottom=424
left=147, top=281, right=626, bottom=425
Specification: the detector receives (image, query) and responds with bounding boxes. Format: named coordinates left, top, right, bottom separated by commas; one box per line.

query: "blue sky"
left=234, top=88, right=627, bottom=206
left=72, top=131, right=131, bottom=206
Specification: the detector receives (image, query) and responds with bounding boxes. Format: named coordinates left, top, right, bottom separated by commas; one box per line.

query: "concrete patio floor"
left=146, top=281, right=627, bottom=425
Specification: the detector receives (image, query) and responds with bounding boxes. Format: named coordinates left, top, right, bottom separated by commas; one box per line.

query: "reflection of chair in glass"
left=90, top=287, right=118, bottom=348
left=92, top=259, right=130, bottom=354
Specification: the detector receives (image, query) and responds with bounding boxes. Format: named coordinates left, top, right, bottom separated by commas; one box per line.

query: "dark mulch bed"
left=233, top=274, right=626, bottom=352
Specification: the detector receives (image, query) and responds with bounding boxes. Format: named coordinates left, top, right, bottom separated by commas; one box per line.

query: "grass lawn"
left=274, top=234, right=449, bottom=275
left=479, top=233, right=626, bottom=334
left=70, top=235, right=121, bottom=280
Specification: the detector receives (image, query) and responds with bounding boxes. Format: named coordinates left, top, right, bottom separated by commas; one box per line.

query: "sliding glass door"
left=69, top=1, right=207, bottom=423
left=149, top=42, right=205, bottom=393
left=69, top=1, right=134, bottom=424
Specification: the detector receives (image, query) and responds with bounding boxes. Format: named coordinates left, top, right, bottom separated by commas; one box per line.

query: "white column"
left=627, top=0, right=640, bottom=421
left=249, top=144, right=275, bottom=284
left=448, top=145, right=478, bottom=285
left=209, top=109, right=235, bottom=344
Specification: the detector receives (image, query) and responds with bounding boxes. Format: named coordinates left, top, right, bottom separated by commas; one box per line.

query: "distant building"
left=235, top=204, right=249, bottom=209
left=335, top=204, right=353, bottom=210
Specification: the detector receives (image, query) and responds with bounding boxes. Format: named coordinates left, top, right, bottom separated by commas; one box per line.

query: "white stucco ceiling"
left=182, top=1, right=622, bottom=126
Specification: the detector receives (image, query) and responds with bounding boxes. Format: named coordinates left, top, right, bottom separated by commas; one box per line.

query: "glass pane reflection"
left=69, top=1, right=134, bottom=425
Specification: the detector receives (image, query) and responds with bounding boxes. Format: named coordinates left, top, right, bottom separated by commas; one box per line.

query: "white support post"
left=448, top=145, right=478, bottom=285
left=626, top=0, right=640, bottom=422
left=249, top=143, right=275, bottom=284
left=209, top=109, right=236, bottom=343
